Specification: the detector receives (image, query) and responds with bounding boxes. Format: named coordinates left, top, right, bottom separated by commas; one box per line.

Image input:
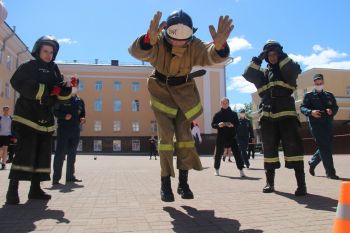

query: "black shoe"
left=262, top=184, right=275, bottom=193
left=223, top=157, right=226, bottom=162
left=228, top=159, right=232, bottom=163
left=308, top=162, right=315, bottom=176
left=295, top=186, right=307, bottom=196
left=155, top=157, right=157, bottom=160
left=1, top=163, right=5, bottom=170
left=52, top=180, right=60, bottom=185
left=66, top=178, right=82, bottom=183
left=160, top=176, right=174, bottom=202
left=327, top=174, right=339, bottom=180
left=6, top=180, right=19, bottom=205
left=177, top=170, right=194, bottom=199
left=28, top=181, right=51, bottom=200
left=6, top=159, right=12, bottom=164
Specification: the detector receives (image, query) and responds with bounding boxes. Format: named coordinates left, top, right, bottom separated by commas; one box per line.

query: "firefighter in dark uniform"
left=53, top=78, right=86, bottom=185
left=243, top=40, right=307, bottom=196
left=6, top=36, right=72, bottom=204
left=236, top=109, right=254, bottom=168
left=212, top=98, right=246, bottom=177
left=300, top=74, right=339, bottom=179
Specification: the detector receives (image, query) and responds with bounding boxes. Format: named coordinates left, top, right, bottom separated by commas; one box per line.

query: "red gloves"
left=50, top=86, right=61, bottom=96
left=70, top=76, right=78, bottom=87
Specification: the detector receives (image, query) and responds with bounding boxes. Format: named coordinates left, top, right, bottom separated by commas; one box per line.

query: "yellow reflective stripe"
left=150, top=96, right=177, bottom=116
left=279, top=57, right=291, bottom=69
left=257, top=81, right=296, bottom=94
left=249, top=61, right=261, bottom=71
left=11, top=165, right=51, bottom=173
left=13, top=115, right=56, bottom=132
left=158, top=143, right=173, bottom=151
left=261, top=111, right=298, bottom=119
left=185, top=102, right=202, bottom=120
left=57, top=93, right=71, bottom=101
left=285, top=156, right=304, bottom=162
left=175, top=141, right=195, bottom=148
left=35, top=84, right=45, bottom=100
left=264, top=157, right=280, bottom=163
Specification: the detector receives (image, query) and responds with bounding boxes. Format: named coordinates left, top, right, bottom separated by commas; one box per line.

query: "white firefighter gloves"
left=148, top=11, right=166, bottom=46
left=209, top=15, right=234, bottom=50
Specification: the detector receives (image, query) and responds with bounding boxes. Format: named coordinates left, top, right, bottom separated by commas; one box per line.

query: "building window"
left=114, top=99, right=121, bottom=112
left=131, top=139, right=140, bottom=151
left=132, top=100, right=140, bottom=112
left=95, top=81, right=103, bottom=91
left=94, top=120, right=102, bottom=131
left=78, top=80, right=85, bottom=91
left=347, top=87, right=350, bottom=96
left=6, top=55, right=12, bottom=70
left=150, top=120, right=157, bottom=133
left=113, top=140, right=121, bottom=151
left=132, top=82, right=140, bottom=92
left=95, top=98, right=102, bottom=112
left=132, top=121, right=140, bottom=132
left=77, top=140, right=83, bottom=152
left=94, top=140, right=102, bottom=152
left=4, top=82, right=10, bottom=98
left=114, top=81, right=121, bottom=91
left=113, top=120, right=121, bottom=132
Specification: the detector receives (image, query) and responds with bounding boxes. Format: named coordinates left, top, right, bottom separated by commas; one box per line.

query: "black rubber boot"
left=308, top=161, right=315, bottom=176
left=28, top=180, right=51, bottom=200
left=177, top=170, right=194, bottom=199
left=6, top=179, right=19, bottom=205
left=263, top=169, right=275, bottom=193
left=160, top=176, right=174, bottom=202
left=294, top=169, right=307, bottom=196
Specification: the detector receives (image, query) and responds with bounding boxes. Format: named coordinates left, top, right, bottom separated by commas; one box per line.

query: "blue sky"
left=4, top=0, right=350, bottom=108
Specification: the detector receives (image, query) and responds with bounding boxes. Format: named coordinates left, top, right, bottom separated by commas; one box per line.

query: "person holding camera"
left=6, top=36, right=72, bottom=204
left=211, top=97, right=245, bottom=177
left=243, top=40, right=307, bottom=196
left=300, top=74, right=339, bottom=179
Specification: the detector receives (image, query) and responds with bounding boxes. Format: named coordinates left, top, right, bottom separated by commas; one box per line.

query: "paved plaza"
left=0, top=154, right=349, bottom=233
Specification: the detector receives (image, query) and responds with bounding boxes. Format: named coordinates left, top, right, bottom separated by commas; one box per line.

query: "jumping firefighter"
left=243, top=40, right=307, bottom=196
left=6, top=36, right=72, bottom=204
left=129, top=10, right=233, bottom=202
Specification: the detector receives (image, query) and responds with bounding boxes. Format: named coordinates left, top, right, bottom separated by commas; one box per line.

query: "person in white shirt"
left=0, top=106, right=12, bottom=170
left=191, top=121, right=202, bottom=145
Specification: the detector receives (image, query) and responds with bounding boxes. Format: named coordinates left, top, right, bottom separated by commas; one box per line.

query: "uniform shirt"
left=236, top=118, right=254, bottom=141
left=0, top=115, right=12, bottom=136
left=300, top=89, right=338, bottom=122
left=54, top=95, right=85, bottom=129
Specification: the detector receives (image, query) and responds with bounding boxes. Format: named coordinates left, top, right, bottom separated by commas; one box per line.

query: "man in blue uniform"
left=300, top=74, right=339, bottom=179
left=236, top=109, right=254, bottom=168
left=52, top=78, right=86, bottom=185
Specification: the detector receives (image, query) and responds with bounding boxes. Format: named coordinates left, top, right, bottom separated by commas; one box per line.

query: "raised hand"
left=148, top=11, right=167, bottom=45
left=209, top=15, right=234, bottom=50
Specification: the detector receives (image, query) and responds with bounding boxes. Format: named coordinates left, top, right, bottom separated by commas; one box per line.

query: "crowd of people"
left=2, top=9, right=340, bottom=204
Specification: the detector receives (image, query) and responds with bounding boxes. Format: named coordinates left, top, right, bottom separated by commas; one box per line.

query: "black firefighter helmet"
left=163, top=9, right=197, bottom=45
left=262, top=40, right=283, bottom=62
left=31, top=35, right=59, bottom=61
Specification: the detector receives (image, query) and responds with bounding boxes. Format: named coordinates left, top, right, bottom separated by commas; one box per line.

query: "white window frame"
left=95, top=80, right=103, bottom=91
left=77, top=140, right=83, bottom=152
left=113, top=120, right=121, bottom=132
left=113, top=140, right=122, bottom=151
left=93, top=140, right=102, bottom=152
left=95, top=98, right=102, bottom=112
left=131, top=139, right=140, bottom=152
left=114, top=81, right=121, bottom=91
left=4, top=82, right=10, bottom=98
left=114, top=99, right=121, bottom=112
left=78, top=80, right=85, bottom=91
left=132, top=82, right=140, bottom=92
left=94, top=120, right=102, bottom=132
left=150, top=120, right=157, bottom=134
left=132, top=100, right=140, bottom=112
left=132, top=121, right=140, bottom=132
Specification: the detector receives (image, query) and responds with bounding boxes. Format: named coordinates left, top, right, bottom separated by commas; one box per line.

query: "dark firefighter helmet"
left=31, top=35, right=59, bottom=61
left=263, top=40, right=283, bottom=53
left=163, top=9, right=197, bottom=44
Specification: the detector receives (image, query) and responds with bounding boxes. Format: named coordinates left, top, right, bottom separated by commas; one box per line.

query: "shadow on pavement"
left=220, top=175, right=262, bottom=181
left=274, top=191, right=337, bottom=212
left=164, top=205, right=263, bottom=233
left=315, top=176, right=350, bottom=182
left=46, top=182, right=84, bottom=193
left=0, top=200, right=69, bottom=232
left=246, top=168, right=265, bottom=171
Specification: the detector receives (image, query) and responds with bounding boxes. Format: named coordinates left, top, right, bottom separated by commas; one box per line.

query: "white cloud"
left=227, top=36, right=252, bottom=53
left=232, top=56, right=242, bottom=64
left=289, top=45, right=348, bottom=70
left=230, top=103, right=245, bottom=111
left=227, top=75, right=257, bottom=93
left=57, top=38, right=78, bottom=45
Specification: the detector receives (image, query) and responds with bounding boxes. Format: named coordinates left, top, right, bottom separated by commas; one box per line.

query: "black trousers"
left=261, top=118, right=304, bottom=170
left=247, top=144, right=255, bottom=159
left=214, top=136, right=244, bottom=170
left=9, top=124, right=52, bottom=181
